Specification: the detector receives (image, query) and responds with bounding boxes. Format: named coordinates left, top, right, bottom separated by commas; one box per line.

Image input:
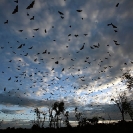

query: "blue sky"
left=0, top=0, right=133, bottom=129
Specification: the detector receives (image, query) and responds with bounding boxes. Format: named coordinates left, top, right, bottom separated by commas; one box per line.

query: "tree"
left=34, top=108, right=41, bottom=128
left=122, top=71, right=133, bottom=90
left=52, top=101, right=65, bottom=128
left=111, top=92, right=127, bottom=121
left=41, top=112, right=47, bottom=127
left=75, top=107, right=82, bottom=127
left=74, top=107, right=90, bottom=127
left=48, top=108, right=54, bottom=128
left=87, top=117, right=99, bottom=125
left=111, top=91, right=133, bottom=122
left=121, top=71, right=133, bottom=121
left=122, top=98, right=133, bottom=121
left=64, top=111, right=72, bottom=128
left=32, top=108, right=47, bottom=129
left=0, top=120, right=3, bottom=129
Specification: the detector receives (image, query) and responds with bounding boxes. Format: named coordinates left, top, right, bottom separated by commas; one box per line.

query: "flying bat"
left=26, top=0, right=35, bottom=9
left=116, top=3, right=119, bottom=7
left=58, top=11, right=64, bottom=15
left=14, top=0, right=18, bottom=3
left=30, top=16, right=34, bottom=20
left=18, top=44, right=22, bottom=49
left=80, top=44, right=85, bottom=50
left=33, top=28, right=39, bottom=31
left=77, top=10, right=82, bottom=12
left=12, top=5, right=18, bottom=14
left=4, top=20, right=8, bottom=24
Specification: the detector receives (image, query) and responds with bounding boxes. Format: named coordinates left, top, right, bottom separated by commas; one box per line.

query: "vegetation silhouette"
left=0, top=120, right=3, bottom=129
left=122, top=71, right=133, bottom=90
left=64, top=111, right=72, bottom=128
left=111, top=92, right=127, bottom=121
left=0, top=99, right=133, bottom=133
left=110, top=72, right=133, bottom=122
left=32, top=108, right=47, bottom=129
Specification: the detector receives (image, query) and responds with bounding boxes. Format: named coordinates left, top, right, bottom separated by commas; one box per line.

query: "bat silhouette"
left=26, top=0, right=35, bottom=9
left=4, top=20, right=8, bottom=24
left=58, top=11, right=64, bottom=15
left=77, top=10, right=82, bottom=12
left=12, top=5, right=18, bottom=14
left=116, top=3, right=119, bottom=7
left=14, top=0, right=18, bottom=3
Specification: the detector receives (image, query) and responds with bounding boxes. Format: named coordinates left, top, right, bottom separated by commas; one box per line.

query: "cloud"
left=0, top=92, right=57, bottom=108
left=0, top=109, right=25, bottom=114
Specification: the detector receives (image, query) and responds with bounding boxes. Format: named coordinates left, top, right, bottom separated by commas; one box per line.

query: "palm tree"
left=52, top=101, right=65, bottom=128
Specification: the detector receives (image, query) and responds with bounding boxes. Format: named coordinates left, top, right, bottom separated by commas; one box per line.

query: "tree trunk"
left=60, top=119, right=61, bottom=128
left=121, top=110, right=125, bottom=121
left=57, top=116, right=59, bottom=128
left=54, top=118, right=56, bottom=128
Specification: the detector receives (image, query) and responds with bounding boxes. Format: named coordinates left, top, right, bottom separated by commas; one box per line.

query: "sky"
left=0, top=0, right=133, bottom=129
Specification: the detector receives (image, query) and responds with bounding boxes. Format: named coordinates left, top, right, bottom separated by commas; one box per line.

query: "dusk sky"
left=0, top=0, right=133, bottom=129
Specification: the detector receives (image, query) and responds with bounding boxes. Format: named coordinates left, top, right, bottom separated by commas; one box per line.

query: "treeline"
left=32, top=101, right=103, bottom=129
left=31, top=71, right=133, bottom=129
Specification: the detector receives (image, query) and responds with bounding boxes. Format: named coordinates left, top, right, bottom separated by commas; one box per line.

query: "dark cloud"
left=0, top=109, right=23, bottom=114
left=0, top=92, right=58, bottom=108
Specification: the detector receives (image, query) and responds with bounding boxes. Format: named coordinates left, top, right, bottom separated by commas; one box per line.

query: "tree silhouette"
left=75, top=107, right=82, bottom=127
left=111, top=92, right=127, bottom=121
left=0, top=120, right=3, bottom=129
left=122, top=98, right=133, bottom=121
left=64, top=111, right=72, bottom=128
left=32, top=108, right=47, bottom=129
left=122, top=71, right=133, bottom=90
left=52, top=101, right=65, bottom=128
left=48, top=108, right=53, bottom=128
left=87, top=117, right=99, bottom=125
left=34, top=108, right=41, bottom=127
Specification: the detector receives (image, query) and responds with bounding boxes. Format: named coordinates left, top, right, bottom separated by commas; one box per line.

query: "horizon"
left=0, top=119, right=132, bottom=129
